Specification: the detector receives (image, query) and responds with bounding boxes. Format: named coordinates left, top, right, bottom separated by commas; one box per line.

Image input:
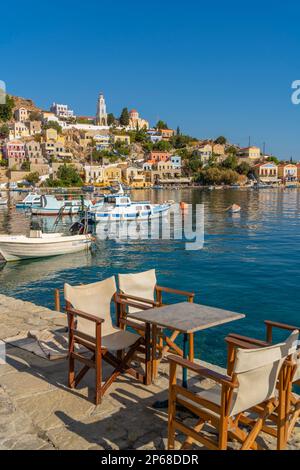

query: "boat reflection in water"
left=0, top=249, right=94, bottom=290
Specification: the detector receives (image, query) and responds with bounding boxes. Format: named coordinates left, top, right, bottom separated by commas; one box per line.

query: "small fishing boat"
left=88, top=194, right=172, bottom=222
left=16, top=192, right=41, bottom=209
left=31, top=195, right=92, bottom=216
left=82, top=185, right=95, bottom=193
left=0, top=198, right=8, bottom=206
left=227, top=204, right=241, bottom=213
left=0, top=229, right=93, bottom=262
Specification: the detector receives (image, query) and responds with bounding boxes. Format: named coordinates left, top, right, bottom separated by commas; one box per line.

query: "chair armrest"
left=264, top=320, right=300, bottom=343
left=66, top=306, right=104, bottom=324
left=264, top=320, right=299, bottom=331
left=156, top=285, right=195, bottom=300
left=115, top=294, right=159, bottom=312
left=226, top=333, right=270, bottom=348
left=225, top=335, right=264, bottom=349
left=117, top=292, right=159, bottom=307
left=167, top=355, right=237, bottom=388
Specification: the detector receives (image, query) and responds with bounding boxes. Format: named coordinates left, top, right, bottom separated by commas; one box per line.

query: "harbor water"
left=0, top=187, right=300, bottom=367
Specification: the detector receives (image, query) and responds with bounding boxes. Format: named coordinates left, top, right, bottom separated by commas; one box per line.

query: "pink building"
left=3, top=141, right=27, bottom=169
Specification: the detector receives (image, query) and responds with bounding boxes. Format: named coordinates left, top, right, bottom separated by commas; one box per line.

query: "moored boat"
left=88, top=194, right=172, bottom=222
left=31, top=195, right=92, bottom=216
left=0, top=230, right=93, bottom=262
left=16, top=192, right=41, bottom=209
left=0, top=198, right=8, bottom=206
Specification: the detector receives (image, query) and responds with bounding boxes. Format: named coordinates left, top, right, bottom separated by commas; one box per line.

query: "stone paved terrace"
left=0, top=294, right=299, bottom=450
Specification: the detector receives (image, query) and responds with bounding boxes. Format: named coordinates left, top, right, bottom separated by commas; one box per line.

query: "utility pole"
left=263, top=142, right=266, bottom=155
left=248, top=136, right=251, bottom=147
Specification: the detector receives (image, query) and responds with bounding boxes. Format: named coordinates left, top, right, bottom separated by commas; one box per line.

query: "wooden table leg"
left=152, top=324, right=157, bottom=381
left=144, top=321, right=152, bottom=386
left=182, top=333, right=188, bottom=389
left=189, top=332, right=194, bottom=362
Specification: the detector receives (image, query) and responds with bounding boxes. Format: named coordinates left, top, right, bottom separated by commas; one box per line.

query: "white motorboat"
left=88, top=194, right=172, bottom=222
left=31, top=195, right=92, bottom=216
left=16, top=192, right=41, bottom=209
left=0, top=198, right=8, bottom=206
left=0, top=229, right=93, bottom=262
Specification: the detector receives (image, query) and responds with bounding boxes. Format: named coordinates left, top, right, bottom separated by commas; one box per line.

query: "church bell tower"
left=96, top=92, right=108, bottom=126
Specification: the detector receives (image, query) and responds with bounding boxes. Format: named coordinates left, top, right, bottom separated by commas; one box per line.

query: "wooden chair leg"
left=152, top=324, right=158, bottom=381
left=168, top=362, right=177, bottom=450
left=95, top=323, right=102, bottom=405
left=68, top=311, right=75, bottom=388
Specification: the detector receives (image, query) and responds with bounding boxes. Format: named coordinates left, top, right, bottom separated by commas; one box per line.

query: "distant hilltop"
left=9, top=95, right=42, bottom=115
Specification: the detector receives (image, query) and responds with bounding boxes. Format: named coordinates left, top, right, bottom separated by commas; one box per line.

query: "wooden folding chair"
left=167, top=330, right=298, bottom=450
left=64, top=276, right=149, bottom=405
left=117, top=269, right=195, bottom=378
left=226, top=320, right=300, bottom=448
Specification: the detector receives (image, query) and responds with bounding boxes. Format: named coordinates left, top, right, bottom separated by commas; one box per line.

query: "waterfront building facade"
left=50, top=102, right=74, bottom=119
left=147, top=151, right=171, bottom=164
left=4, top=141, right=27, bottom=169
left=84, top=165, right=105, bottom=184
left=254, top=162, right=278, bottom=183
left=111, top=134, right=131, bottom=145
left=25, top=141, right=44, bottom=164
left=278, top=163, right=298, bottom=182
left=170, top=155, right=182, bottom=168
left=9, top=122, right=30, bottom=140
left=14, top=107, right=29, bottom=122
left=237, top=146, right=261, bottom=160
left=27, top=120, right=42, bottom=135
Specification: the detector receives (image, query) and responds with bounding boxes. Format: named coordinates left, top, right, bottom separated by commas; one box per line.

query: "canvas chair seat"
left=101, top=328, right=140, bottom=351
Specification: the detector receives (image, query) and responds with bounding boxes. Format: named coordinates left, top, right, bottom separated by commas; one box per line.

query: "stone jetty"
left=0, top=294, right=299, bottom=450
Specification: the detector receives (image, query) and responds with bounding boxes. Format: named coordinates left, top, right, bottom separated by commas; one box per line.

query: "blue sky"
left=1, top=0, right=300, bottom=159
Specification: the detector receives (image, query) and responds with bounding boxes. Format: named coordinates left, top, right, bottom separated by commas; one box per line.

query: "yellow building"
left=103, top=166, right=122, bottom=184
left=111, top=134, right=130, bottom=145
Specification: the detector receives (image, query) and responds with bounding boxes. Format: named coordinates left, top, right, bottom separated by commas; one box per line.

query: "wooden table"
left=130, top=302, right=245, bottom=406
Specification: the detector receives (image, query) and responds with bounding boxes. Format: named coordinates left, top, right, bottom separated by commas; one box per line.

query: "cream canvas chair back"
left=64, top=276, right=117, bottom=338
left=118, top=269, right=157, bottom=313
left=230, top=330, right=299, bottom=417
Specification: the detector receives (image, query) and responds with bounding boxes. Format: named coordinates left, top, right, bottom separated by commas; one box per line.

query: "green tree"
left=184, top=155, right=202, bottom=175
left=222, top=155, right=238, bottom=170
left=197, top=167, right=239, bottom=185
left=214, top=136, right=227, bottom=145
left=176, top=126, right=181, bottom=136
left=0, top=95, right=14, bottom=122
left=21, top=161, right=30, bottom=171
left=267, top=156, right=280, bottom=165
left=225, top=145, right=237, bottom=156
left=119, top=108, right=130, bottom=126
left=107, top=113, right=115, bottom=126
left=0, top=124, right=9, bottom=139
left=156, top=120, right=168, bottom=130
left=237, top=161, right=251, bottom=175
left=54, top=164, right=83, bottom=187
left=25, top=172, right=40, bottom=185
left=153, top=140, right=172, bottom=152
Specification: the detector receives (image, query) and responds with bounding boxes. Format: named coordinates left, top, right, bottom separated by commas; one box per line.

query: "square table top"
left=129, top=302, right=245, bottom=333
